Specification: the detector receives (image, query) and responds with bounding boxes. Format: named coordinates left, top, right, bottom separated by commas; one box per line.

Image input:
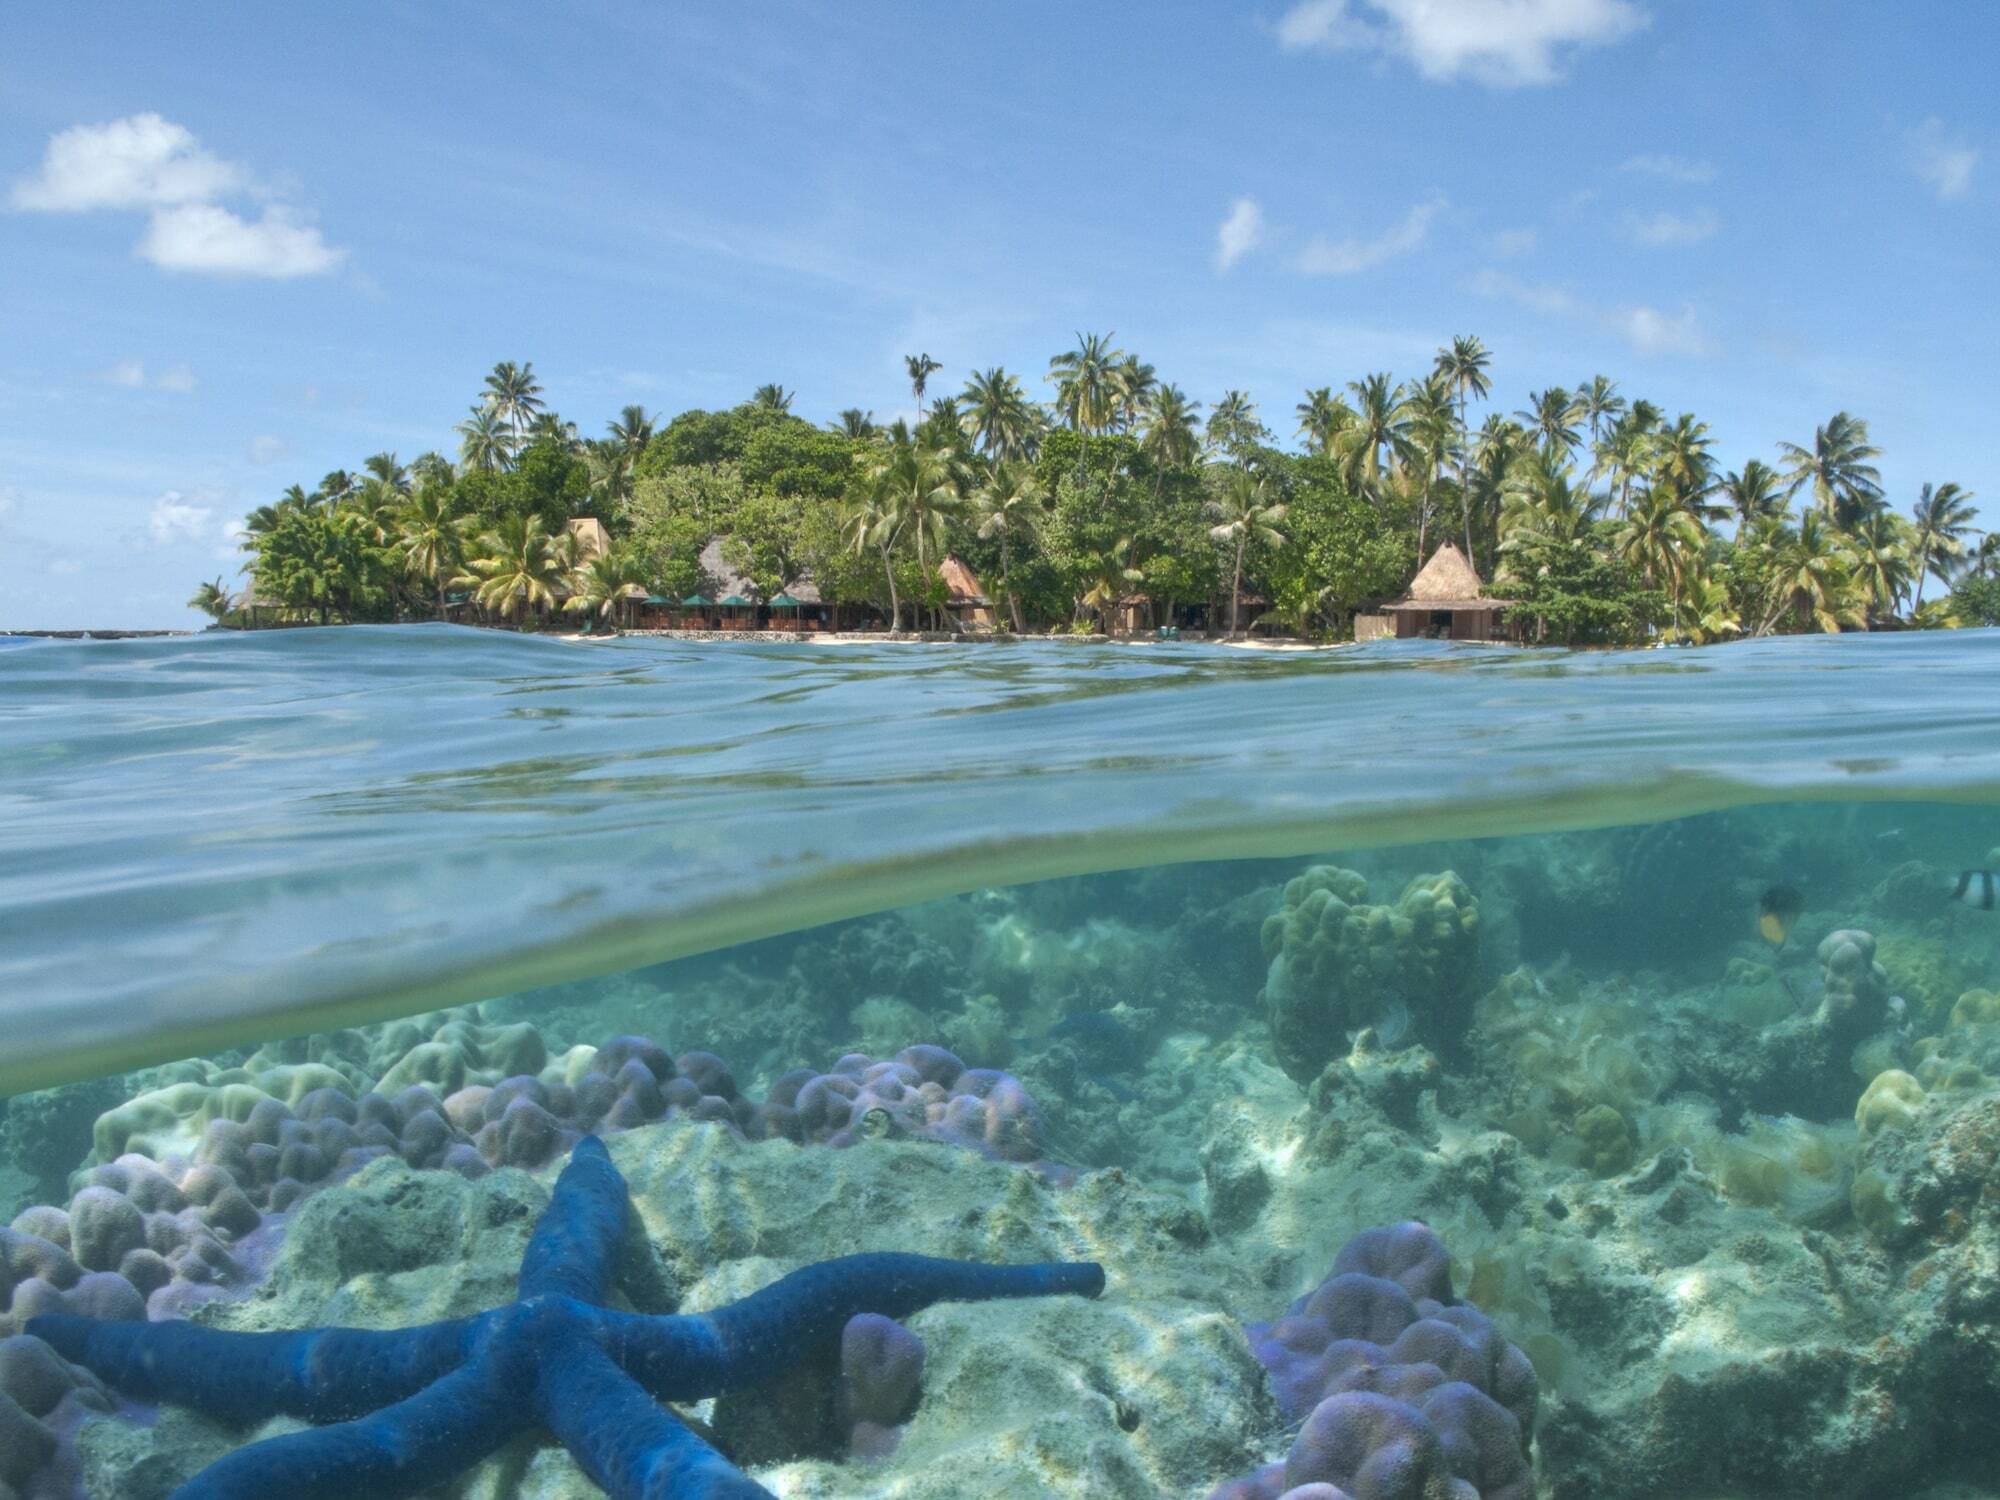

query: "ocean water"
left=3, top=627, right=2000, bottom=1499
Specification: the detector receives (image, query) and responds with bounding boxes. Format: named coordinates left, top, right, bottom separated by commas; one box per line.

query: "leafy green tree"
left=841, top=488, right=905, bottom=630
left=1076, top=538, right=1142, bottom=633
left=1502, top=536, right=1664, bottom=646
left=1613, top=486, right=1708, bottom=630
left=255, top=506, right=392, bottom=624
left=396, top=485, right=475, bottom=612
left=1271, top=458, right=1407, bottom=631
left=859, top=437, right=966, bottom=628
left=1944, top=574, right=2000, bottom=627
left=1205, top=469, right=1288, bottom=635
left=1779, top=411, right=1884, bottom=526
left=1499, top=453, right=1599, bottom=553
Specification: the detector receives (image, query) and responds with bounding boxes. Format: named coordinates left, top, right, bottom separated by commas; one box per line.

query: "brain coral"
left=1261, top=869, right=1481, bottom=1084
left=1212, top=1220, right=1534, bottom=1500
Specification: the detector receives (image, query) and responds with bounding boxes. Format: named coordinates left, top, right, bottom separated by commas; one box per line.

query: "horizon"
left=2, top=2, right=1993, bottom=630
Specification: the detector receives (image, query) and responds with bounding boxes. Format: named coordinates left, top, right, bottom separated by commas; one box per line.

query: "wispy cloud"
left=97, top=358, right=197, bottom=392
left=1619, top=153, right=1716, bottom=185
left=1908, top=117, right=1979, bottom=201
left=1491, top=226, right=1538, bottom=257
left=1275, top=0, right=1647, bottom=87
left=246, top=434, right=290, bottom=465
left=1295, top=197, right=1444, bottom=274
left=12, top=114, right=345, bottom=279
left=1215, top=196, right=1266, bottom=273
left=1621, top=206, right=1720, bottom=247
left=1468, top=268, right=1716, bottom=356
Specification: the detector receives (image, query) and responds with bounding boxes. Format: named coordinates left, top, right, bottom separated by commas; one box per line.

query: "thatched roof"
left=697, top=537, right=760, bottom=603
left=564, top=517, right=611, bottom=562
left=1404, top=542, right=1486, bottom=602
left=938, top=555, right=990, bottom=606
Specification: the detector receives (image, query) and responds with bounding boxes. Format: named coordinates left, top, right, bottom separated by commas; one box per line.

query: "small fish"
left=1758, top=884, right=1805, bottom=946
left=1952, top=870, right=1998, bottom=911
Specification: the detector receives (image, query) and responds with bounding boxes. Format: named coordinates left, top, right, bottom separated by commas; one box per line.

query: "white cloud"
left=1215, top=196, right=1266, bottom=273
left=1275, top=0, right=1647, bottom=86
left=145, top=491, right=216, bottom=547
left=12, top=113, right=345, bottom=279
left=137, top=203, right=343, bottom=278
left=1621, top=206, right=1719, bottom=246
left=96, top=358, right=197, bottom=392
left=1909, top=117, right=1979, bottom=201
left=1619, top=154, right=1716, bottom=184
left=1468, top=268, right=1715, bottom=356
left=1296, top=197, right=1444, bottom=274
left=10, top=113, right=244, bottom=212
left=1491, top=226, right=1538, bottom=257
left=1616, top=304, right=1715, bottom=356
left=246, top=434, right=291, bottom=465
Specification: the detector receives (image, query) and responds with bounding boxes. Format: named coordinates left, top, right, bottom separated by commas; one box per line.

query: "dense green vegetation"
left=197, top=339, right=1991, bottom=645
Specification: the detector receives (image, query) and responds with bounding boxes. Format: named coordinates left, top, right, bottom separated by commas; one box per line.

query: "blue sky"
left=2, top=1, right=1992, bottom=629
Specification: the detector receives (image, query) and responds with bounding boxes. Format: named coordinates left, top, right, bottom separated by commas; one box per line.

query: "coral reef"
left=32, top=1136, right=1104, bottom=1500
left=1211, top=1220, right=1535, bottom=1500
left=1261, top=868, right=1481, bottom=1084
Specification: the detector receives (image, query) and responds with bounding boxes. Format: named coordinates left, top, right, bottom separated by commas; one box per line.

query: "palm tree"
left=750, top=383, right=794, bottom=413
left=1403, top=374, right=1460, bottom=563
left=958, top=367, right=1040, bottom=462
left=1518, top=388, right=1582, bottom=461
left=1779, top=412, right=1884, bottom=527
left=1433, top=335, right=1492, bottom=551
left=1651, top=413, right=1720, bottom=521
left=904, top=354, right=942, bottom=426
left=482, top=361, right=544, bottom=448
left=318, top=469, right=358, bottom=506
left=1909, top=481, right=1980, bottom=611
left=1759, top=512, right=1864, bottom=634
left=1140, top=385, right=1203, bottom=487
left=1573, top=376, right=1625, bottom=451
left=1720, top=460, right=1788, bottom=541
left=971, top=460, right=1045, bottom=633
left=1077, top=538, right=1143, bottom=633
left=187, top=577, right=231, bottom=622
left=1847, top=511, right=1915, bottom=622
left=1338, top=373, right=1411, bottom=499
left=607, top=405, right=653, bottom=456
left=1205, top=470, right=1288, bottom=635
left=1114, top=358, right=1157, bottom=433
left=457, top=405, right=511, bottom=473
left=1599, top=412, right=1658, bottom=520
left=1206, top=390, right=1268, bottom=466
left=1614, top=486, right=1708, bottom=631
left=397, top=486, right=474, bottom=613
left=831, top=409, right=878, bottom=440
left=860, top=438, right=965, bottom=630
left=457, top=512, right=564, bottom=621
left=565, top=549, right=647, bottom=629
left=841, top=490, right=903, bottom=630
left=525, top=411, right=580, bottom=449
left=1466, top=416, right=1530, bottom=567
left=1046, top=331, right=1126, bottom=442
left=1295, top=386, right=1355, bottom=457
left=1499, top=453, right=1600, bottom=553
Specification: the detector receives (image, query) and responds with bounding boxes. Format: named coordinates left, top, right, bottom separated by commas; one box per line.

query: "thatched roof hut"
left=564, top=517, right=611, bottom=562
left=1381, top=543, right=1516, bottom=641
left=938, top=555, right=996, bottom=630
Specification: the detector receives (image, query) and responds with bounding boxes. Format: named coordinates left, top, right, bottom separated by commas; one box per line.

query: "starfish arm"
left=25, top=1312, right=476, bottom=1422
left=536, top=1334, right=776, bottom=1500
left=162, top=1358, right=516, bottom=1500
left=607, top=1252, right=1105, bottom=1398
left=518, top=1134, right=630, bottom=1305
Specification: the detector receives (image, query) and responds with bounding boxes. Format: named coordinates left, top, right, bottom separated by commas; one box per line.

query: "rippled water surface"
left=4, top=625, right=2000, bottom=1092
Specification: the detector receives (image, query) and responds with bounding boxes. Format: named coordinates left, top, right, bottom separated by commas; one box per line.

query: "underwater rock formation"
left=1261, top=869, right=1481, bottom=1085
left=1211, top=1221, right=1535, bottom=1500
left=30, top=1136, right=1104, bottom=1500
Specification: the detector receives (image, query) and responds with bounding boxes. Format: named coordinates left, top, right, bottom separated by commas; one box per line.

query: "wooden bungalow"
left=1378, top=543, right=1517, bottom=641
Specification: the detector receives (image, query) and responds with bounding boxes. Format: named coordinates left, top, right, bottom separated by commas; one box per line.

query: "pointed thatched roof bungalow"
left=938, top=555, right=996, bottom=631
left=1379, top=542, right=1517, bottom=641
left=563, top=517, right=611, bottom=563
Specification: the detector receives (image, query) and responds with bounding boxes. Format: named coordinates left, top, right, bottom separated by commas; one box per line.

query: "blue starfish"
left=28, top=1135, right=1105, bottom=1500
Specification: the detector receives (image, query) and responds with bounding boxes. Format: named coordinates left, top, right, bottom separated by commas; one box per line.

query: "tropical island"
left=189, top=337, right=1995, bottom=647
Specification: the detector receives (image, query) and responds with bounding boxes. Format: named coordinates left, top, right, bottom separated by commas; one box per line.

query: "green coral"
left=1854, top=1069, right=1926, bottom=1140
left=1573, top=1104, right=1636, bottom=1176
left=1260, top=866, right=1480, bottom=1084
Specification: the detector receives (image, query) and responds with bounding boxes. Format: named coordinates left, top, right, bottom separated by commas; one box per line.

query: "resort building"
left=1360, top=542, right=1517, bottom=642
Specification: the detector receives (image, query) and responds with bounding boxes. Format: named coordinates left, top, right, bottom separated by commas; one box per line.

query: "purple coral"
left=1218, top=1221, right=1534, bottom=1500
